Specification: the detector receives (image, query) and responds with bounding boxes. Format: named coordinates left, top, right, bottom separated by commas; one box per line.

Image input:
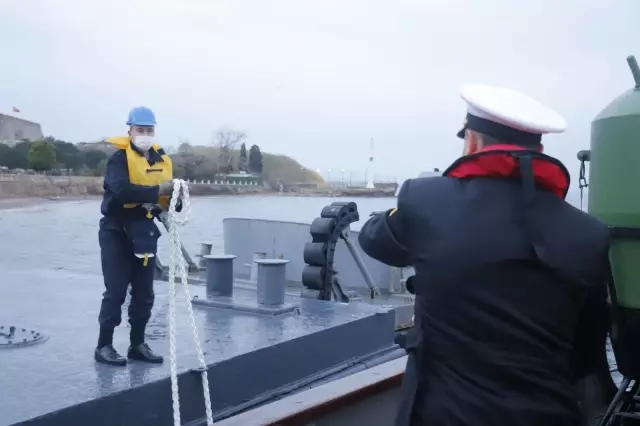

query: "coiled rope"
left=166, top=179, right=214, bottom=426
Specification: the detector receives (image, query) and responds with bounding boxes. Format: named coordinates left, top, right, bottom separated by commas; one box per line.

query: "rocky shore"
left=0, top=174, right=275, bottom=201
left=0, top=176, right=395, bottom=212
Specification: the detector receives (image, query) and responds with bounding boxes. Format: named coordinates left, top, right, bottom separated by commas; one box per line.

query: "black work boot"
left=128, top=343, right=164, bottom=364
left=95, top=345, right=127, bottom=366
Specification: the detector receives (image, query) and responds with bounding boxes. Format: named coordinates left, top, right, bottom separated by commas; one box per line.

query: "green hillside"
left=261, top=152, right=324, bottom=185
left=77, top=141, right=324, bottom=185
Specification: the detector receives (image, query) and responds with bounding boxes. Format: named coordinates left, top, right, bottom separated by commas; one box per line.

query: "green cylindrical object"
left=589, top=55, right=640, bottom=309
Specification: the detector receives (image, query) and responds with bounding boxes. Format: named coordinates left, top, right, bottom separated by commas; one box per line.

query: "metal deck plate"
left=0, top=325, right=47, bottom=348
left=0, top=268, right=397, bottom=426
left=159, top=270, right=415, bottom=329
left=192, top=296, right=300, bottom=316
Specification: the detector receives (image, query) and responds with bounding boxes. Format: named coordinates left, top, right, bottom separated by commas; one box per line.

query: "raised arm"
left=358, top=180, right=412, bottom=268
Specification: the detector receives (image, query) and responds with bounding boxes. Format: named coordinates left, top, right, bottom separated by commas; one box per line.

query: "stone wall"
left=0, top=174, right=103, bottom=198
left=0, top=114, right=44, bottom=144
left=0, top=174, right=271, bottom=198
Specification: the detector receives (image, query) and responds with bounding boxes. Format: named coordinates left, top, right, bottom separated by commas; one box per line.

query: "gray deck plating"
left=159, top=262, right=415, bottom=329
left=0, top=268, right=397, bottom=426
left=192, top=296, right=299, bottom=316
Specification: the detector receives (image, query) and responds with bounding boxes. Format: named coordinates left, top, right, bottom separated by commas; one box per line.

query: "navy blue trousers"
left=97, top=218, right=155, bottom=347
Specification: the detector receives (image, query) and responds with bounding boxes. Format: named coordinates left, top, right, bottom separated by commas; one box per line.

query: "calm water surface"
left=0, top=195, right=397, bottom=275
left=2, top=191, right=614, bottom=376
left=0, top=191, right=586, bottom=275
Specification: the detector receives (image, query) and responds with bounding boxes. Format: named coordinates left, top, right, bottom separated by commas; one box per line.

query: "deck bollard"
left=193, top=256, right=297, bottom=316
left=249, top=251, right=267, bottom=282
left=204, top=254, right=236, bottom=298
left=255, top=259, right=289, bottom=306
left=198, top=242, right=213, bottom=268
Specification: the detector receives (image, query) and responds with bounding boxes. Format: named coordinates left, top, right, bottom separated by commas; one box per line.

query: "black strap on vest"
left=513, top=152, right=546, bottom=261
left=516, top=153, right=536, bottom=204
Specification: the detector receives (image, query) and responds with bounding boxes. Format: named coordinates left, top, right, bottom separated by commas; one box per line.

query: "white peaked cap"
left=460, top=84, right=567, bottom=134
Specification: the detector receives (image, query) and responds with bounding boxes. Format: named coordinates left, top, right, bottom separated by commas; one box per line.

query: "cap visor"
left=456, top=128, right=465, bottom=139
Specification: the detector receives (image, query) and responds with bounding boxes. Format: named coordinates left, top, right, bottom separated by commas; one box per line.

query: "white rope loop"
left=167, top=179, right=214, bottom=426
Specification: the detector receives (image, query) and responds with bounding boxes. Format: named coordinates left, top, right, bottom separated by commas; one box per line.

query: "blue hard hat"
left=126, top=106, right=156, bottom=126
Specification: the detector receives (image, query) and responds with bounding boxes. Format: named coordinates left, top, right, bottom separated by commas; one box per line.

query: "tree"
left=52, top=139, right=82, bottom=170
left=171, top=150, right=217, bottom=181
left=172, top=163, right=187, bottom=179
left=238, top=142, right=248, bottom=171
left=0, top=143, right=27, bottom=169
left=178, top=140, right=192, bottom=153
left=213, top=127, right=247, bottom=174
left=28, top=141, right=57, bottom=171
left=81, top=150, right=108, bottom=170
left=95, top=159, right=108, bottom=177
left=248, top=144, right=263, bottom=174
left=11, top=141, right=31, bottom=168
left=194, top=161, right=218, bottom=180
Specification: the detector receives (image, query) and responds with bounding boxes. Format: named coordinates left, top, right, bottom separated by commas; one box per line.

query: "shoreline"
left=0, top=195, right=102, bottom=211
left=0, top=192, right=282, bottom=211
left=0, top=189, right=395, bottom=211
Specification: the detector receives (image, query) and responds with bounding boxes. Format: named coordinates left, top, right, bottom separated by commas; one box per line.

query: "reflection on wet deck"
left=0, top=268, right=396, bottom=426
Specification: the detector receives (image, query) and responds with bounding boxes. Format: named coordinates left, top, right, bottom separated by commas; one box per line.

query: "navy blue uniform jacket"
left=100, top=149, right=161, bottom=220
left=359, top=145, right=613, bottom=426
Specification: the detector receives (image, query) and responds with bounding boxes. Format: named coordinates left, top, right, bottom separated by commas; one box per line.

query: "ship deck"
left=0, top=267, right=398, bottom=426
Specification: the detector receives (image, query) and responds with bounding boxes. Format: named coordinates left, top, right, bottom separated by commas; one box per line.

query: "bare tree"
left=178, top=138, right=192, bottom=153
left=213, top=127, right=247, bottom=173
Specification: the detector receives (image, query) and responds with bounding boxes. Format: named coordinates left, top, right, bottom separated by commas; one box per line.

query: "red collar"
left=443, top=144, right=570, bottom=199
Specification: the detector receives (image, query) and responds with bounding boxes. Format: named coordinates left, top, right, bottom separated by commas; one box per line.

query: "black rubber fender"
left=303, top=242, right=327, bottom=265
left=302, top=265, right=325, bottom=290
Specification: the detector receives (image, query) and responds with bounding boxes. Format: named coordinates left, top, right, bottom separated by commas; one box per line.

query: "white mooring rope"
left=166, top=179, right=214, bottom=426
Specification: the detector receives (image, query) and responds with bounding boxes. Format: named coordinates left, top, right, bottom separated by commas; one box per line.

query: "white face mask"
left=133, top=135, right=154, bottom=152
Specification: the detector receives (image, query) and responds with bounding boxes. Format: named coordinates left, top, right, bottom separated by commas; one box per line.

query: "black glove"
left=157, top=181, right=180, bottom=211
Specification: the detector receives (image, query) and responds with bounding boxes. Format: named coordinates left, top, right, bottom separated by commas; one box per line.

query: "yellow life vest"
left=106, top=136, right=173, bottom=210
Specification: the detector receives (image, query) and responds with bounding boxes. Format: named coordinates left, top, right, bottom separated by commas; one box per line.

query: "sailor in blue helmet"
left=359, top=85, right=614, bottom=425
left=95, top=106, right=179, bottom=366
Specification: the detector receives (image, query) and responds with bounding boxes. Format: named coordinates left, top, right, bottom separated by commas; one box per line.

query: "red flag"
left=12, top=107, right=20, bottom=113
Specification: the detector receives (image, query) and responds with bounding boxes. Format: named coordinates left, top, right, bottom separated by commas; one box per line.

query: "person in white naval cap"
left=359, top=84, right=614, bottom=426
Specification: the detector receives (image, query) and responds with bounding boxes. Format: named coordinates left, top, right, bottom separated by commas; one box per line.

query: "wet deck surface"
left=0, top=268, right=390, bottom=426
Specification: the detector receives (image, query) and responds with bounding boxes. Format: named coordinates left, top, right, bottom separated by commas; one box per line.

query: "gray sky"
left=1, top=0, right=638, bottom=181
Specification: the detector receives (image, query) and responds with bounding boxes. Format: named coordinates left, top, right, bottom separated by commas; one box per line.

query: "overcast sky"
left=1, top=0, right=638, bottom=181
